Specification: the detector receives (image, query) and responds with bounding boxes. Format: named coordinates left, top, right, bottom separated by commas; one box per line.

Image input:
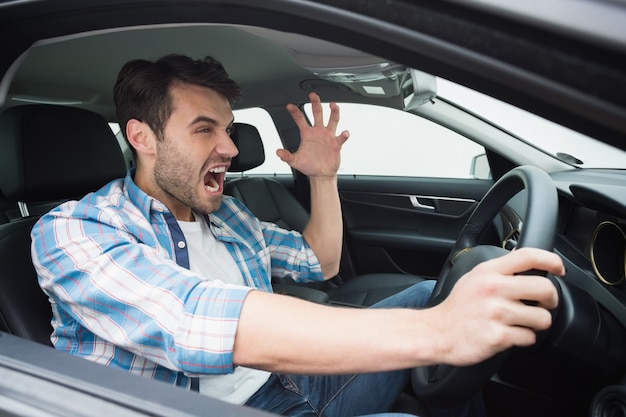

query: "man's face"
left=152, top=82, right=238, bottom=219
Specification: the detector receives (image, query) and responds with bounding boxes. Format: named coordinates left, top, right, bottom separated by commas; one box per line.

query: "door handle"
left=409, top=195, right=436, bottom=210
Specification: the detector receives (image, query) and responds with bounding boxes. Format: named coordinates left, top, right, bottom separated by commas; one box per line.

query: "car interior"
left=0, top=104, right=128, bottom=345
left=226, top=121, right=425, bottom=306
left=1, top=1, right=626, bottom=416
left=0, top=106, right=428, bottom=349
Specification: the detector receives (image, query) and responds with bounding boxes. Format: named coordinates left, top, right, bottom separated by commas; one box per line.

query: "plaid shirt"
left=31, top=172, right=323, bottom=389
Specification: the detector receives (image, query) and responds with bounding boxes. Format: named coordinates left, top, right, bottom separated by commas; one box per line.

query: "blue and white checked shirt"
left=31, top=172, right=323, bottom=389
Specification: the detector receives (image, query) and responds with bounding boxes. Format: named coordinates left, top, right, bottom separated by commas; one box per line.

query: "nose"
left=216, top=131, right=239, bottom=158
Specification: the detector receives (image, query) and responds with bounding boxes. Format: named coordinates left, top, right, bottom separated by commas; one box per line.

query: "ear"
left=126, top=119, right=157, bottom=157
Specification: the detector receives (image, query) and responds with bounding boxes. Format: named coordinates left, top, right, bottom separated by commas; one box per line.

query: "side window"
left=232, top=107, right=291, bottom=175
left=305, top=102, right=490, bottom=179
left=108, top=123, right=135, bottom=170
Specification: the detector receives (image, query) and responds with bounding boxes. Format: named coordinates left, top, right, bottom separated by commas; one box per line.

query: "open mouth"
left=204, top=166, right=227, bottom=193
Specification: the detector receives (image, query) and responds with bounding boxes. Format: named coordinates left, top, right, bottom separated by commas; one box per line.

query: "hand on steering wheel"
left=412, top=165, right=564, bottom=407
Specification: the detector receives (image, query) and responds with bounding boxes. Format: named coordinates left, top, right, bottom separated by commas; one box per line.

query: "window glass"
left=108, top=123, right=134, bottom=170
left=305, top=103, right=488, bottom=179
left=233, top=107, right=291, bottom=175
left=437, top=78, right=626, bottom=169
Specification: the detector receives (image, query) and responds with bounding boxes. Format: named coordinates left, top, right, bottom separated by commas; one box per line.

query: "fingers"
left=512, top=302, right=553, bottom=331
left=481, top=291, right=554, bottom=331
left=276, top=148, right=293, bottom=163
left=308, top=92, right=323, bottom=126
left=500, top=325, right=538, bottom=349
left=286, top=102, right=308, bottom=129
left=326, top=100, right=340, bottom=132
left=312, top=95, right=350, bottom=145
left=476, top=248, right=562, bottom=310
left=286, top=93, right=347, bottom=140
left=282, top=93, right=347, bottom=177
left=511, top=275, right=559, bottom=310
left=477, top=301, right=550, bottom=353
left=433, top=294, right=547, bottom=365
left=337, top=129, right=350, bottom=145
left=286, top=93, right=323, bottom=129
left=489, top=247, right=565, bottom=277
left=470, top=267, right=559, bottom=311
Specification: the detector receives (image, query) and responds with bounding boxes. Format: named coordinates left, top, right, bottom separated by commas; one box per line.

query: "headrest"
left=229, top=122, right=265, bottom=172
left=0, top=105, right=127, bottom=202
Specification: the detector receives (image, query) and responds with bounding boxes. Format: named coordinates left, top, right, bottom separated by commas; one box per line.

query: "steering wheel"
left=411, top=165, right=559, bottom=407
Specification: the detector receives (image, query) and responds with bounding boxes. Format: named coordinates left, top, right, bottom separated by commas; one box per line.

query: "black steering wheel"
left=411, top=165, right=559, bottom=407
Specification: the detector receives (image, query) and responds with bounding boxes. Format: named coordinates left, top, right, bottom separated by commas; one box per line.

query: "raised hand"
left=277, top=92, right=350, bottom=178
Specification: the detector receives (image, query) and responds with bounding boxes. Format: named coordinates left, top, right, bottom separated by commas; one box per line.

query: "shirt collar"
left=123, top=169, right=169, bottom=219
left=122, top=169, right=243, bottom=244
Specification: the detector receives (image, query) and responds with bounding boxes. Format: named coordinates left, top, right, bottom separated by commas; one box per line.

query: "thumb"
left=276, top=148, right=294, bottom=163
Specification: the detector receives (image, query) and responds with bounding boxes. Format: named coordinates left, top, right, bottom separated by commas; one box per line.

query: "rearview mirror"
left=400, top=68, right=437, bottom=110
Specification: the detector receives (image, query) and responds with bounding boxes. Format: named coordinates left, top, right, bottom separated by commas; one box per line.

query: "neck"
left=133, top=168, right=194, bottom=221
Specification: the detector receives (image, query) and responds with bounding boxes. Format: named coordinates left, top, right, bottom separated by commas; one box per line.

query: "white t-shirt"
left=178, top=213, right=270, bottom=405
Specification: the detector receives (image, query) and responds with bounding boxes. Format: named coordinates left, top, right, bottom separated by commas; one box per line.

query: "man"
left=31, top=54, right=563, bottom=416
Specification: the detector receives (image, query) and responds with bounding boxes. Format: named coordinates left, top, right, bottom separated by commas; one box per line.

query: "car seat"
left=225, top=123, right=425, bottom=307
left=0, top=104, right=127, bottom=345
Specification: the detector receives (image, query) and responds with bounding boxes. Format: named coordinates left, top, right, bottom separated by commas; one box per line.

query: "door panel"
left=338, top=176, right=494, bottom=279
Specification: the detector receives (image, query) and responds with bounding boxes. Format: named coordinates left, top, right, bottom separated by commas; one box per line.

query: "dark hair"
left=113, top=54, right=241, bottom=154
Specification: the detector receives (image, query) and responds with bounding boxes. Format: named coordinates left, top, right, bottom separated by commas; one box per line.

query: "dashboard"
left=492, top=168, right=626, bottom=415
left=563, top=205, right=626, bottom=285
left=553, top=169, right=626, bottom=316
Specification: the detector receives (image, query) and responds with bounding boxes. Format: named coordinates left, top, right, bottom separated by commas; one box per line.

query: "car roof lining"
left=3, top=23, right=397, bottom=120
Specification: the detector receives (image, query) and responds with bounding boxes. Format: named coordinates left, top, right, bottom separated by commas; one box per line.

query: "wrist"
left=308, top=174, right=338, bottom=183
left=410, top=307, right=452, bottom=366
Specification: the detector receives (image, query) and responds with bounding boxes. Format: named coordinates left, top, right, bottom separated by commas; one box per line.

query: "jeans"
left=244, top=280, right=485, bottom=417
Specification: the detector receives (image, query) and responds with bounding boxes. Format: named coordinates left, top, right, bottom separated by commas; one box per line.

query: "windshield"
left=437, top=78, right=626, bottom=169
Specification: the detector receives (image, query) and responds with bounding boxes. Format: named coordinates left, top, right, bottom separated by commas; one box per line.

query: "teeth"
left=205, top=166, right=225, bottom=192
left=205, top=176, right=219, bottom=192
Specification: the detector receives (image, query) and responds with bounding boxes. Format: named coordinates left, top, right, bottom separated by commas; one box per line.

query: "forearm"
left=234, top=248, right=564, bottom=376
left=233, top=290, right=442, bottom=374
left=302, top=176, right=343, bottom=278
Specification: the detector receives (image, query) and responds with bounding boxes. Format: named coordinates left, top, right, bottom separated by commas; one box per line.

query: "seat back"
left=0, top=217, right=49, bottom=343
left=226, top=123, right=309, bottom=231
left=0, top=105, right=127, bottom=344
left=0, top=192, right=13, bottom=224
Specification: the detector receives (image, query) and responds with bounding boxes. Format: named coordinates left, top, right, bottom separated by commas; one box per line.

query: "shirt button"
left=177, top=241, right=186, bottom=249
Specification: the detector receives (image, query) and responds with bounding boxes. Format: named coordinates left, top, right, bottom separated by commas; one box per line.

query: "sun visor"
left=304, top=62, right=405, bottom=98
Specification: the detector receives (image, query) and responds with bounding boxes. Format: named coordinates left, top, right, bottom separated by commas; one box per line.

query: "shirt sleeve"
left=32, top=199, right=252, bottom=375
left=261, top=220, right=324, bottom=283
left=215, top=197, right=324, bottom=284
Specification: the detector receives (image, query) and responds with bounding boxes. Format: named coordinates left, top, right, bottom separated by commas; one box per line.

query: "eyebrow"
left=187, top=116, right=235, bottom=128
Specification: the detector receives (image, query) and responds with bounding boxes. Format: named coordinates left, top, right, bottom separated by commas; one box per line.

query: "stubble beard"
left=153, top=140, right=222, bottom=216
